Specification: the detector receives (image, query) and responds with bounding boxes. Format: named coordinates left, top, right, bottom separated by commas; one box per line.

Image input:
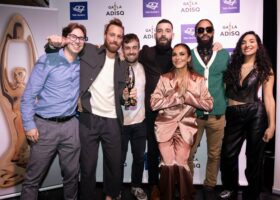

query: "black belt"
left=197, top=114, right=222, bottom=120
left=35, top=114, right=75, bottom=122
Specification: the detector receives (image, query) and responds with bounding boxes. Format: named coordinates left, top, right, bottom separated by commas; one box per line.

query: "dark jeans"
left=220, top=101, right=267, bottom=200
left=79, top=112, right=122, bottom=199
left=146, top=111, right=160, bottom=185
left=121, top=121, right=147, bottom=187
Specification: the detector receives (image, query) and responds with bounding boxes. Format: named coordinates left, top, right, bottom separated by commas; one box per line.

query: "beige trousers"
left=188, top=115, right=225, bottom=187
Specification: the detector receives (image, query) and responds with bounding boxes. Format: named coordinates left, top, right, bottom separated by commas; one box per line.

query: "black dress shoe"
left=202, top=186, right=217, bottom=200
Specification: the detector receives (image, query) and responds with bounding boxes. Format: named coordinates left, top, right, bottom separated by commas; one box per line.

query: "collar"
left=60, top=48, right=80, bottom=63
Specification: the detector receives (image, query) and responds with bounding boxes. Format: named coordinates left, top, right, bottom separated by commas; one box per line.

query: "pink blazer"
left=150, top=70, right=213, bottom=144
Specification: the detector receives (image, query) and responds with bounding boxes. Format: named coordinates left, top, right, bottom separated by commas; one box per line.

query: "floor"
left=1, top=151, right=277, bottom=200
left=4, top=183, right=280, bottom=200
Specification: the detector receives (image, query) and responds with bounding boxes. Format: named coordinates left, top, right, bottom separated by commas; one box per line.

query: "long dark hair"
left=224, top=31, right=273, bottom=85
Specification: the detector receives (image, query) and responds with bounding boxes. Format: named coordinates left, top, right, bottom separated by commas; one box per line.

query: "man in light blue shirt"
left=20, top=23, right=87, bottom=200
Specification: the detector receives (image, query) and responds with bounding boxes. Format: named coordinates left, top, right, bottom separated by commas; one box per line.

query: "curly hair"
left=224, top=31, right=273, bottom=86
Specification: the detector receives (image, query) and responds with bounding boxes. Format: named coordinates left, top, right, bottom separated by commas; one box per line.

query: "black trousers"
left=79, top=112, right=122, bottom=199
left=220, top=101, right=267, bottom=200
left=121, top=121, right=147, bottom=187
left=146, top=111, right=160, bottom=185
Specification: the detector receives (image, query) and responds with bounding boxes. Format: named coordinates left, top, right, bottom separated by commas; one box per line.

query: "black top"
left=138, top=45, right=173, bottom=112
left=225, top=68, right=261, bottom=103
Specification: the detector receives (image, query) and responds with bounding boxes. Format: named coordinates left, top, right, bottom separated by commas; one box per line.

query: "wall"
left=49, top=0, right=263, bottom=185
left=0, top=4, right=60, bottom=199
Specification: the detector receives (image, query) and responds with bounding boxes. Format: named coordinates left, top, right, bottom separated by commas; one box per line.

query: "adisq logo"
left=220, top=22, right=240, bottom=37
left=106, top=2, right=124, bottom=16
left=181, top=0, right=200, bottom=13
left=143, top=26, right=155, bottom=40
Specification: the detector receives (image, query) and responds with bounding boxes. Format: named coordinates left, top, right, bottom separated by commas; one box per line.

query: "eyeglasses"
left=197, top=27, right=214, bottom=34
left=67, top=33, right=88, bottom=42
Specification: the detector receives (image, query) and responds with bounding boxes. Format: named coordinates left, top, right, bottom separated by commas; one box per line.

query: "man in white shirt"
left=121, top=33, right=147, bottom=200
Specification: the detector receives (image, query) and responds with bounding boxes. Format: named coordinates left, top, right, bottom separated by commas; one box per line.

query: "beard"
left=196, top=34, right=214, bottom=49
left=105, top=40, right=121, bottom=53
left=125, top=54, right=138, bottom=64
left=156, top=36, right=172, bottom=50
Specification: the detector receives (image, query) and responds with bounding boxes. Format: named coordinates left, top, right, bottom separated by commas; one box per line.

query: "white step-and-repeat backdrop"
left=48, top=0, right=263, bottom=185
left=2, top=0, right=279, bottom=198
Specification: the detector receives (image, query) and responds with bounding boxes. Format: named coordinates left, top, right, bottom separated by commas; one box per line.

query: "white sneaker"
left=131, top=187, right=147, bottom=200
left=219, top=190, right=235, bottom=199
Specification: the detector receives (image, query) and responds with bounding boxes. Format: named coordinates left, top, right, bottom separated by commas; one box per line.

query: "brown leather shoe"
left=150, top=185, right=160, bottom=200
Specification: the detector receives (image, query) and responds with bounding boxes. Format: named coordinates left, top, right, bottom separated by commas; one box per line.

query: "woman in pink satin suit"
left=150, top=43, right=213, bottom=200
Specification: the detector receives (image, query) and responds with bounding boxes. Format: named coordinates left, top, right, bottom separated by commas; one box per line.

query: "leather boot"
left=159, top=166, right=175, bottom=200
left=150, top=185, right=160, bottom=200
left=175, top=165, right=195, bottom=200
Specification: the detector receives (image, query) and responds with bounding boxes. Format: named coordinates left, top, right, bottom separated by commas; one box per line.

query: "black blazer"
left=79, top=44, right=127, bottom=125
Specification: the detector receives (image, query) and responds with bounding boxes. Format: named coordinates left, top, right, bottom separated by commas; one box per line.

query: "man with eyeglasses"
left=45, top=18, right=135, bottom=200
left=187, top=19, right=229, bottom=200
left=20, top=23, right=87, bottom=200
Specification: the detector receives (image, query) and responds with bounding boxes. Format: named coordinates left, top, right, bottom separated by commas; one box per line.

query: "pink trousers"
left=158, top=131, right=195, bottom=200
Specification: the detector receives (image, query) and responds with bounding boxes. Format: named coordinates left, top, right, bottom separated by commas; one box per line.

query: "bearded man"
left=188, top=19, right=229, bottom=200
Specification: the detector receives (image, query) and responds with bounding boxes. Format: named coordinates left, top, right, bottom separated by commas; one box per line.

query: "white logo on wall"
left=181, top=24, right=196, bottom=43
left=73, top=5, right=85, bottom=13
left=184, top=27, right=195, bottom=36
left=223, top=0, right=237, bottom=6
left=146, top=2, right=158, bottom=10
left=70, top=2, right=88, bottom=20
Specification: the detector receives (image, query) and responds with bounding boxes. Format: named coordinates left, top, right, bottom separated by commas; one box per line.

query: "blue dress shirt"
left=21, top=49, right=80, bottom=131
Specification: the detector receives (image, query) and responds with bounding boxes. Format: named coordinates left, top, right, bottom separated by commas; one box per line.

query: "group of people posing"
left=19, top=17, right=275, bottom=200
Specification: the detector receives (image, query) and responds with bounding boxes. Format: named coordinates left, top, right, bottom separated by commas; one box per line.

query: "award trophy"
left=124, top=65, right=137, bottom=110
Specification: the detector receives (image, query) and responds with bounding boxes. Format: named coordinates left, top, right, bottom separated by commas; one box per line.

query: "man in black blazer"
left=138, top=19, right=174, bottom=200
left=46, top=18, right=133, bottom=200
